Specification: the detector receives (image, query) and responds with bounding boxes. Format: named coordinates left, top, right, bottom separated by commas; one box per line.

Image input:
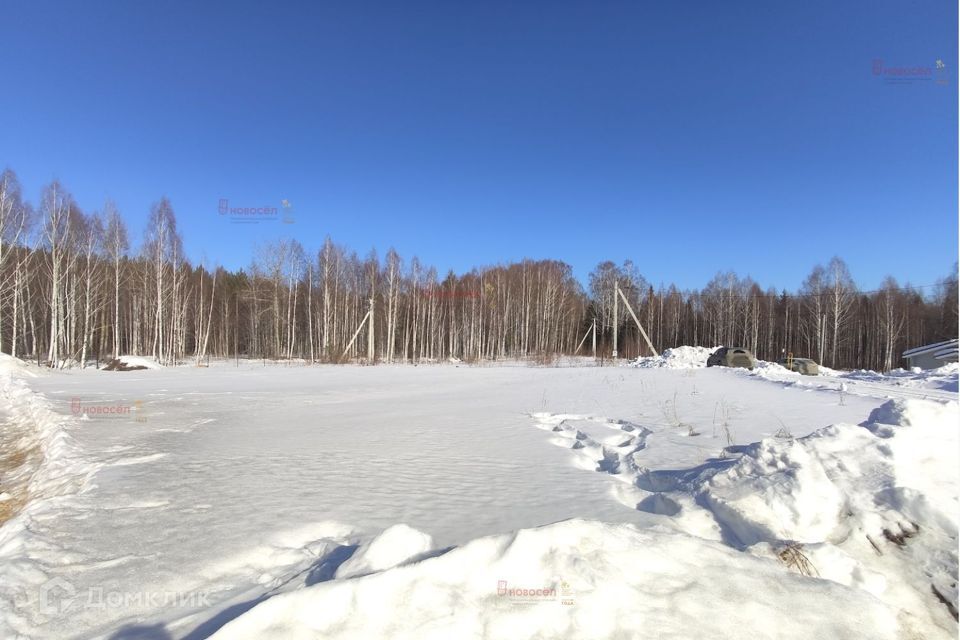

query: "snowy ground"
left=0, top=353, right=956, bottom=639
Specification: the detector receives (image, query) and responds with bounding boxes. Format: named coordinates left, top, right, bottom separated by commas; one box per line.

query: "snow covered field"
left=0, top=353, right=957, bottom=639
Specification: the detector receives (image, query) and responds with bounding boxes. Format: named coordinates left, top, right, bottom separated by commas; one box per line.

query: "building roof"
left=903, top=339, right=959, bottom=360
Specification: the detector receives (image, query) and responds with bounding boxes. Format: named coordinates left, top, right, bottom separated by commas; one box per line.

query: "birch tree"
left=0, top=170, right=30, bottom=354
left=103, top=201, right=129, bottom=358
left=40, top=181, right=79, bottom=366
left=825, top=257, right=856, bottom=368
left=142, top=197, right=182, bottom=365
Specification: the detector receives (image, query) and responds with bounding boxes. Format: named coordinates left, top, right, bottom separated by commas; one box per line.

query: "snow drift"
left=209, top=519, right=897, bottom=640
left=334, top=523, right=435, bottom=579
left=0, top=355, right=101, bottom=637
left=0, top=355, right=95, bottom=518
left=830, top=363, right=959, bottom=393
left=697, top=398, right=959, bottom=636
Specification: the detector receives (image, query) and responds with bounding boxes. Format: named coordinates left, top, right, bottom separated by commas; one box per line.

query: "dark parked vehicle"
left=707, top=347, right=756, bottom=370
left=778, top=357, right=819, bottom=376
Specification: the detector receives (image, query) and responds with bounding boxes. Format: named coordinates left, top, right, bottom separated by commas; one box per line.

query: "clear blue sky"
left=2, top=0, right=956, bottom=291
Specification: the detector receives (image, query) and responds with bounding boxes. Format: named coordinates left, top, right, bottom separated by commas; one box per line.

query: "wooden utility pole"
left=616, top=284, right=658, bottom=357
left=613, top=281, right=619, bottom=358
left=307, top=264, right=315, bottom=364
left=575, top=321, right=593, bottom=355
left=342, top=302, right=372, bottom=362
left=367, top=296, right=375, bottom=362
left=592, top=318, right=597, bottom=358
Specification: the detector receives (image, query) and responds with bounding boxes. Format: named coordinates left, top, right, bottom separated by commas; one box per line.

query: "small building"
left=902, top=339, right=959, bottom=370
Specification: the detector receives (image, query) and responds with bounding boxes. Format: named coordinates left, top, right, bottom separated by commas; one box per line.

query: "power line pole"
left=592, top=318, right=597, bottom=359
left=366, top=296, right=375, bottom=363
left=612, top=280, right=619, bottom=359
left=617, top=283, right=658, bottom=357
left=342, top=302, right=373, bottom=362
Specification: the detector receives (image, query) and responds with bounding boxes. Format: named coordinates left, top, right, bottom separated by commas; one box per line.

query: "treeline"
left=0, top=169, right=956, bottom=370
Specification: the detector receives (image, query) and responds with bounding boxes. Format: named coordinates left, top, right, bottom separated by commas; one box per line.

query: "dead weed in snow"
left=777, top=542, right=820, bottom=578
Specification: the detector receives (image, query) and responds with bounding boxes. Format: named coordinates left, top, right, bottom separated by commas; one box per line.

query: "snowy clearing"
left=0, top=354, right=956, bottom=639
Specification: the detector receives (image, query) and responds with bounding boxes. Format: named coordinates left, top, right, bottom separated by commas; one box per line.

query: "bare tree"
left=103, top=200, right=129, bottom=358
left=142, top=197, right=182, bottom=365
left=40, top=181, right=79, bottom=366
left=801, top=265, right=827, bottom=365
left=0, top=170, right=30, bottom=355
left=825, top=257, right=856, bottom=367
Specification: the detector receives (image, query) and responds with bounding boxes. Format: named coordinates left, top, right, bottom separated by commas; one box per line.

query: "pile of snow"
left=750, top=359, right=790, bottom=373
left=828, top=363, right=959, bottom=393
left=209, top=519, right=897, bottom=640
left=630, top=346, right=716, bottom=369
left=703, top=436, right=847, bottom=545
left=0, top=353, right=39, bottom=379
left=696, top=398, right=959, bottom=636
left=334, top=524, right=434, bottom=579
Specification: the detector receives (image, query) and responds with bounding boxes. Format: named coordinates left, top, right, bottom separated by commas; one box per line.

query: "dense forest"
left=0, top=169, right=956, bottom=371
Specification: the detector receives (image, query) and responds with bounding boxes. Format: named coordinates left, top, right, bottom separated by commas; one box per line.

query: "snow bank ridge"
left=0, top=354, right=97, bottom=543
left=334, top=524, right=435, bottom=579
left=209, top=519, right=899, bottom=640
left=0, top=355, right=101, bottom=637
left=699, top=398, right=958, bottom=635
